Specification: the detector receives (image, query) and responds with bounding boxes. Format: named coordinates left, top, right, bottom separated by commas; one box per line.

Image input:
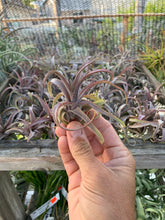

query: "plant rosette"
left=43, top=59, right=127, bottom=144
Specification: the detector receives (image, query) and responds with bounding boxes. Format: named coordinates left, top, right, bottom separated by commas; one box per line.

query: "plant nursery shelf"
left=0, top=139, right=164, bottom=170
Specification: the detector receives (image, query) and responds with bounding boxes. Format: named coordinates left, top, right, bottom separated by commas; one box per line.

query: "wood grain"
left=0, top=172, right=26, bottom=220
left=0, top=139, right=164, bottom=170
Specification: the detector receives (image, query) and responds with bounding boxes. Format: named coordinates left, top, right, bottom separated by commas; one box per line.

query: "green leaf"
left=136, top=196, right=146, bottom=220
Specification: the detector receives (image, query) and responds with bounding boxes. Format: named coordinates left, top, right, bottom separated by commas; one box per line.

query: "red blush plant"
left=43, top=59, right=126, bottom=144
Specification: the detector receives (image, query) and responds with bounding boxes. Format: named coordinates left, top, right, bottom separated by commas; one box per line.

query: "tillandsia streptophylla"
left=43, top=60, right=127, bottom=144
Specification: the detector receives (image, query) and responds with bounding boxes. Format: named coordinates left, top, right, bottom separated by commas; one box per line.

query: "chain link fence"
left=0, top=0, right=165, bottom=59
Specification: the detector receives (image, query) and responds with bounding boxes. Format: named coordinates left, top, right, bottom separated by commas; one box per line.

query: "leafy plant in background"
left=96, top=18, right=119, bottom=52
left=0, top=24, right=36, bottom=82
left=14, top=171, right=68, bottom=219
left=144, top=0, right=165, bottom=21
left=117, top=0, right=165, bottom=51
left=22, top=0, right=34, bottom=8
left=139, top=41, right=165, bottom=82
left=136, top=169, right=165, bottom=220
left=117, top=0, right=136, bottom=31
left=56, top=22, right=121, bottom=58
left=56, top=25, right=95, bottom=58
left=117, top=0, right=165, bottom=32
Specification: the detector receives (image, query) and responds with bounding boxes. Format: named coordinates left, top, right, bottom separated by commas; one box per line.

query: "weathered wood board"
left=0, top=172, right=26, bottom=220
left=0, top=139, right=164, bottom=170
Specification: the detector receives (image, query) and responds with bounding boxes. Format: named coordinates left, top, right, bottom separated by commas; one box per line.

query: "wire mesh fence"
left=0, top=0, right=165, bottom=59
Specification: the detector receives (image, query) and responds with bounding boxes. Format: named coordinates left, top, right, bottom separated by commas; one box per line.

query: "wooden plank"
left=127, top=139, right=165, bottom=169
left=0, top=172, right=26, bottom=220
left=0, top=139, right=64, bottom=171
left=0, top=139, right=164, bottom=170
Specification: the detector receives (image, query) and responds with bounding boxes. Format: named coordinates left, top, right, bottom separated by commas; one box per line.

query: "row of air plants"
left=0, top=57, right=126, bottom=143
left=1, top=52, right=165, bottom=141
left=0, top=60, right=162, bottom=141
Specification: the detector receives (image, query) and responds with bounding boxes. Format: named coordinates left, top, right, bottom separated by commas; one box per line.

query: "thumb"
left=67, top=121, right=96, bottom=174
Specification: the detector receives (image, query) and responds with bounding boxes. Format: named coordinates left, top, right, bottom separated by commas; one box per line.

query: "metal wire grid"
left=0, top=0, right=165, bottom=58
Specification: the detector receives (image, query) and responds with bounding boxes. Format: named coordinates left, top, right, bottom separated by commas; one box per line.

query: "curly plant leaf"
left=79, top=80, right=127, bottom=103
left=53, top=102, right=104, bottom=143
left=84, top=94, right=105, bottom=106
left=129, top=118, right=163, bottom=128
left=29, top=106, right=36, bottom=122
left=136, top=196, right=145, bottom=220
left=52, top=92, right=63, bottom=107
left=68, top=107, right=104, bottom=144
left=72, top=59, right=97, bottom=88
left=47, top=81, right=54, bottom=98
left=50, top=78, right=71, bottom=101
left=145, top=208, right=164, bottom=219
left=72, top=68, right=114, bottom=102
left=33, top=94, right=52, bottom=118
left=27, top=130, right=36, bottom=142
left=80, top=100, right=126, bottom=127
left=54, top=102, right=90, bottom=127
left=43, top=70, right=71, bottom=92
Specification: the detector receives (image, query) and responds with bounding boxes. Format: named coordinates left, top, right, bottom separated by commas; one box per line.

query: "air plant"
left=0, top=24, right=36, bottom=78
left=43, top=59, right=127, bottom=144
left=117, top=70, right=165, bottom=142
left=0, top=62, right=51, bottom=111
left=19, top=105, right=54, bottom=141
left=0, top=108, right=23, bottom=140
left=97, top=56, right=165, bottom=142
left=0, top=64, right=53, bottom=141
left=127, top=109, right=165, bottom=142
left=125, top=77, right=165, bottom=142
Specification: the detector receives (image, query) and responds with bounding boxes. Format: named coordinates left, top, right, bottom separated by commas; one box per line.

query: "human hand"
left=55, top=115, right=136, bottom=220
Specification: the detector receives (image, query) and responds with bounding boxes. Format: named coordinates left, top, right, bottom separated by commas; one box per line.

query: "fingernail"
left=69, top=125, right=83, bottom=138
